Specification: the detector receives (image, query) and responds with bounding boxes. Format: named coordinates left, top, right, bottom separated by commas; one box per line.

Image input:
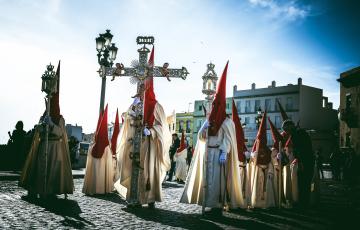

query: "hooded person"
left=180, top=62, right=246, bottom=215
left=282, top=119, right=314, bottom=207
left=115, top=47, right=171, bottom=208
left=19, top=61, right=74, bottom=198
left=83, top=105, right=114, bottom=195
left=111, top=108, right=121, bottom=181
left=250, top=112, right=277, bottom=208
left=232, top=99, right=249, bottom=204
left=174, top=131, right=188, bottom=183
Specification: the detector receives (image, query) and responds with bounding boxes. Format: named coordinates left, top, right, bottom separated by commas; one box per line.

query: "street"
left=0, top=177, right=359, bottom=229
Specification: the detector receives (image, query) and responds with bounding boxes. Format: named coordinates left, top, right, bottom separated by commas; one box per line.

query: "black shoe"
left=148, top=202, right=155, bottom=209
left=127, top=203, right=142, bottom=208
left=204, top=208, right=222, bottom=216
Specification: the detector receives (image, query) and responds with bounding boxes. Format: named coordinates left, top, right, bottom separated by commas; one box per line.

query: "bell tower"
left=202, top=63, right=218, bottom=101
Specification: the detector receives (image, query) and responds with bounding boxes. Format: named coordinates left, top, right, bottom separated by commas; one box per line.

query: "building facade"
left=338, top=66, right=360, bottom=158
left=175, top=112, right=194, bottom=147
left=233, top=78, right=338, bottom=160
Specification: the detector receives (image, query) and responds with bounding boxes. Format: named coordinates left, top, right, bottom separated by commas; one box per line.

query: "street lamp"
left=96, top=29, right=118, bottom=113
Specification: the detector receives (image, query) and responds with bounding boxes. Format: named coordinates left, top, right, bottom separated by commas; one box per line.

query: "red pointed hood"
left=176, top=131, right=186, bottom=154
left=254, top=111, right=271, bottom=165
left=268, top=117, right=283, bottom=151
left=50, top=60, right=61, bottom=125
left=91, top=104, right=109, bottom=158
left=111, top=109, right=120, bottom=155
left=232, top=100, right=247, bottom=162
left=276, top=99, right=289, bottom=121
left=208, top=61, right=228, bottom=136
left=143, top=47, right=157, bottom=128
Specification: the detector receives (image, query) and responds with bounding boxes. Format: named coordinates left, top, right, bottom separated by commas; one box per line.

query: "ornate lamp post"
left=41, top=63, right=57, bottom=193
left=96, top=29, right=118, bottom=114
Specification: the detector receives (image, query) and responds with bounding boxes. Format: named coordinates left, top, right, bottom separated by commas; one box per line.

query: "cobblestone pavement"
left=0, top=179, right=359, bottom=229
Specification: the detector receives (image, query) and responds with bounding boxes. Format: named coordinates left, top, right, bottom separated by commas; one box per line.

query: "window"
left=255, top=100, right=260, bottom=112
left=265, top=99, right=272, bottom=111
left=179, top=120, right=184, bottom=132
left=286, top=97, right=293, bottom=110
left=226, top=103, right=229, bottom=109
left=198, top=105, right=202, bottom=111
left=346, top=94, right=352, bottom=110
left=245, top=117, right=250, bottom=124
left=275, top=116, right=281, bottom=129
left=172, top=123, right=175, bottom=130
left=275, top=98, right=281, bottom=111
left=236, top=101, right=241, bottom=113
left=245, top=100, right=251, bottom=113
left=186, top=120, right=191, bottom=133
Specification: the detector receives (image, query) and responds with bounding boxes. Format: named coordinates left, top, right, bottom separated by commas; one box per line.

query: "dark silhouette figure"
left=167, top=133, right=180, bottom=181
left=330, top=148, right=341, bottom=180
left=186, top=146, right=193, bottom=169
left=7, top=121, right=27, bottom=170
left=282, top=120, right=314, bottom=208
left=315, top=149, right=324, bottom=179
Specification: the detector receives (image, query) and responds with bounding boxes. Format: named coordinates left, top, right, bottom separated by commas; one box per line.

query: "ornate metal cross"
left=99, top=36, right=188, bottom=206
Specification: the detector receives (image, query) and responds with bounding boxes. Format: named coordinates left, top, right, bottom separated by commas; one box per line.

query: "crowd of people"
left=11, top=57, right=358, bottom=217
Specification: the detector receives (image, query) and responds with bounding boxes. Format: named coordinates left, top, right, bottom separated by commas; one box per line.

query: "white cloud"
left=248, top=0, right=310, bottom=21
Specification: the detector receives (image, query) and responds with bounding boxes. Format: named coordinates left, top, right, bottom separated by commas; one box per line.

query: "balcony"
left=339, top=107, right=358, bottom=128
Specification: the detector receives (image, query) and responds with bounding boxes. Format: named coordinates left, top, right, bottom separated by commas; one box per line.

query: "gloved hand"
left=277, top=152, right=282, bottom=160
left=143, top=127, right=151, bottom=136
left=245, top=151, right=251, bottom=160
left=132, top=97, right=141, bottom=106
left=250, top=151, right=257, bottom=158
left=219, top=149, right=227, bottom=165
left=198, top=119, right=209, bottom=134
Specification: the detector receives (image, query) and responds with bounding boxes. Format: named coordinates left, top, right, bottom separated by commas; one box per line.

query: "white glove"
left=277, top=152, right=281, bottom=160
left=132, top=97, right=141, bottom=106
left=143, top=127, right=151, bottom=136
left=198, top=119, right=209, bottom=134
left=219, top=149, right=227, bottom=165
left=245, top=151, right=251, bottom=159
left=251, top=151, right=257, bottom=158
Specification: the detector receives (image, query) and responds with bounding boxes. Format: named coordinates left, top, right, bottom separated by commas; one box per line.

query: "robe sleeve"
left=219, top=127, right=231, bottom=155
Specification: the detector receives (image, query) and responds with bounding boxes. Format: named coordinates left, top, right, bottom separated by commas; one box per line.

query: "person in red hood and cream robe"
left=19, top=61, right=74, bottom=199
left=180, top=62, right=246, bottom=216
left=174, top=131, right=188, bottom=183
left=82, top=105, right=114, bottom=195
left=115, top=47, right=171, bottom=208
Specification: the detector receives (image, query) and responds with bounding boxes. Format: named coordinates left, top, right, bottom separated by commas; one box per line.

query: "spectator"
left=315, top=149, right=324, bottom=179
left=7, top=121, right=27, bottom=170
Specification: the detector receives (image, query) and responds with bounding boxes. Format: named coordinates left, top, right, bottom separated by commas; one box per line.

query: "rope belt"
left=208, top=145, right=220, bottom=149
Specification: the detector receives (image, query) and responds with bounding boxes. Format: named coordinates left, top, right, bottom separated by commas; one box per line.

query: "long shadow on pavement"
left=85, top=192, right=127, bottom=205
left=21, top=196, right=94, bottom=229
left=124, top=206, right=280, bottom=229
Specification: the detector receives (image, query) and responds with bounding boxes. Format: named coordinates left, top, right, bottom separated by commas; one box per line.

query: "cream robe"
left=290, top=159, right=299, bottom=203
left=250, top=153, right=277, bottom=208
left=115, top=103, right=171, bottom=204
left=174, top=148, right=188, bottom=181
left=283, top=151, right=295, bottom=203
left=19, top=117, right=74, bottom=195
left=180, top=118, right=246, bottom=209
left=82, top=145, right=114, bottom=195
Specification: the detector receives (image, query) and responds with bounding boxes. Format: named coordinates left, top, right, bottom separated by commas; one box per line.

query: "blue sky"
left=0, top=0, right=359, bottom=143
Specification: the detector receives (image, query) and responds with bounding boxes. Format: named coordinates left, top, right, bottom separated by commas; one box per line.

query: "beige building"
left=337, top=66, right=360, bottom=157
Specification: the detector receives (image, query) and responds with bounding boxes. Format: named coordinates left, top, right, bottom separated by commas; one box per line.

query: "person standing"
left=7, top=121, right=27, bottom=170
left=180, top=62, right=246, bottom=215
left=282, top=119, right=314, bottom=208
left=116, top=47, right=171, bottom=208
left=19, top=61, right=74, bottom=199
left=174, top=131, right=188, bottom=184
left=82, top=105, right=114, bottom=195
left=167, top=133, right=180, bottom=181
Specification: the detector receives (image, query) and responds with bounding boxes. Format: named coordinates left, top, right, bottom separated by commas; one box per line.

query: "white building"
left=233, top=78, right=338, bottom=159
